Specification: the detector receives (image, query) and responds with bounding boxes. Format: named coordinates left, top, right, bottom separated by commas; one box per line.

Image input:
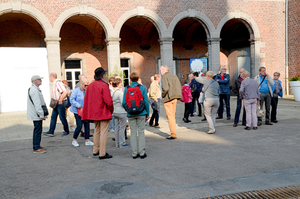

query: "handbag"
left=198, top=81, right=214, bottom=104
left=77, top=108, right=83, bottom=117
left=50, top=98, right=58, bottom=109
left=28, top=88, right=49, bottom=116
left=149, top=98, right=158, bottom=111
left=256, top=104, right=265, bottom=118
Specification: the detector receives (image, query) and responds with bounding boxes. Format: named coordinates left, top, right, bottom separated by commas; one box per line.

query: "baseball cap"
left=31, top=75, right=43, bottom=82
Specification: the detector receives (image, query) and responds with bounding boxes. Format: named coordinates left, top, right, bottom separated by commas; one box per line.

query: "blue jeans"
left=109, top=116, right=115, bottom=131
left=218, top=94, right=231, bottom=117
left=49, top=103, right=69, bottom=134
left=234, top=96, right=246, bottom=124
left=33, top=120, right=43, bottom=150
left=73, top=114, right=90, bottom=139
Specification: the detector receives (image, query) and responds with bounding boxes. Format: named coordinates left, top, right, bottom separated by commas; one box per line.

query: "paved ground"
left=0, top=96, right=299, bottom=199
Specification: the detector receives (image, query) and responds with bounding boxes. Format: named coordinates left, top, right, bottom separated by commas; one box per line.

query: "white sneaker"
left=85, top=140, right=94, bottom=146
left=109, top=129, right=115, bottom=133
left=70, top=127, right=76, bottom=131
left=207, top=129, right=216, bottom=134
left=72, top=140, right=79, bottom=147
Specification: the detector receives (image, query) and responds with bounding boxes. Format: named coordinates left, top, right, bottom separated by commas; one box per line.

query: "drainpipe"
left=285, top=0, right=289, bottom=95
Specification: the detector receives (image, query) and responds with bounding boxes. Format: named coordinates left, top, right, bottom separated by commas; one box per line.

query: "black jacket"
left=232, top=75, right=243, bottom=96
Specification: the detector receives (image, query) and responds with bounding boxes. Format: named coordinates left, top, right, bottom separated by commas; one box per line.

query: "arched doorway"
left=172, top=18, right=208, bottom=84
left=119, top=17, right=160, bottom=88
left=60, top=15, right=107, bottom=88
left=0, top=13, right=49, bottom=112
left=220, top=19, right=253, bottom=90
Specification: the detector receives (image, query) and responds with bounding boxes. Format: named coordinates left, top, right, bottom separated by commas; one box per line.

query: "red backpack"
left=124, top=84, right=145, bottom=115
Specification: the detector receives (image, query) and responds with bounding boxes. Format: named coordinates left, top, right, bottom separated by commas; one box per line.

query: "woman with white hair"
left=239, top=70, right=260, bottom=130
left=70, top=77, right=94, bottom=147
left=195, top=71, right=220, bottom=134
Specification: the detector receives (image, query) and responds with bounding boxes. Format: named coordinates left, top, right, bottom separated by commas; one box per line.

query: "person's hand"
left=41, top=118, right=45, bottom=120
left=58, top=100, right=63, bottom=104
left=216, top=79, right=219, bottom=81
left=257, top=100, right=260, bottom=105
left=146, top=117, right=150, bottom=121
left=79, top=106, right=82, bottom=109
left=224, top=78, right=227, bottom=80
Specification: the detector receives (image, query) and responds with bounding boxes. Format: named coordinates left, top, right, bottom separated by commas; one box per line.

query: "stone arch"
left=53, top=5, right=113, bottom=38
left=167, top=10, right=215, bottom=39
left=113, top=6, right=167, bottom=38
left=216, top=12, right=260, bottom=39
left=0, top=2, right=52, bottom=37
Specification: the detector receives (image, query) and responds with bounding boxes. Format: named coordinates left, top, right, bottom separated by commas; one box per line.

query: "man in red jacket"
left=82, top=67, right=114, bottom=160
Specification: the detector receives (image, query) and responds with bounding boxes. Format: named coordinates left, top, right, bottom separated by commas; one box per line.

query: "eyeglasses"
left=274, top=75, right=279, bottom=76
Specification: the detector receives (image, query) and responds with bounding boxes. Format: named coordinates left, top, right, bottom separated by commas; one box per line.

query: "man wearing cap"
left=43, top=72, right=70, bottom=137
left=82, top=67, right=114, bottom=160
left=27, top=75, right=47, bottom=154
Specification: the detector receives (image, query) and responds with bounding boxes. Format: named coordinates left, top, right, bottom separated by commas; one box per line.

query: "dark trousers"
left=191, top=93, right=202, bottom=116
left=234, top=96, right=246, bottom=124
left=218, top=94, right=231, bottom=117
left=258, top=93, right=271, bottom=123
left=33, top=120, right=43, bottom=150
left=271, top=97, right=278, bottom=122
left=73, top=113, right=90, bottom=139
left=49, top=103, right=69, bottom=134
left=149, top=99, right=160, bottom=126
left=184, top=102, right=192, bottom=119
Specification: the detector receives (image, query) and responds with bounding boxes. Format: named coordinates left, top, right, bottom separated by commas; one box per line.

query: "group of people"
left=27, top=64, right=282, bottom=158
left=179, top=66, right=282, bottom=134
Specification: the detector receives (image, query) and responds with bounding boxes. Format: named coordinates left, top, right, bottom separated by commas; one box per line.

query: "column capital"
left=159, top=38, right=174, bottom=44
left=207, top=38, right=221, bottom=45
left=105, top=37, right=121, bottom=45
left=44, top=37, right=61, bottom=43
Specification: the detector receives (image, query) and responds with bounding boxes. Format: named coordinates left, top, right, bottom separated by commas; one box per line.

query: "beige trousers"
left=163, top=99, right=177, bottom=138
left=94, top=120, right=110, bottom=157
left=203, top=98, right=219, bottom=131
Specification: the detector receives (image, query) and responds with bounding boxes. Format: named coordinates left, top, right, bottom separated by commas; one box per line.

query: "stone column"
left=105, top=37, right=121, bottom=75
left=207, top=38, right=221, bottom=73
left=249, top=39, right=256, bottom=78
left=159, top=38, right=175, bottom=74
left=45, top=37, right=61, bottom=79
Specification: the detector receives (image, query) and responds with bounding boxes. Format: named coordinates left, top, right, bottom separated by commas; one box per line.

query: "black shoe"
left=190, top=115, right=194, bottom=117
left=253, top=127, right=257, bottom=130
left=265, top=122, right=273, bottom=125
left=216, top=116, right=223, bottom=119
left=99, top=153, right=113, bottom=160
left=271, top=120, right=278, bottom=123
left=187, top=119, right=191, bottom=122
left=198, top=115, right=202, bottom=117
left=242, top=123, right=246, bottom=126
left=182, top=118, right=188, bottom=123
left=140, top=154, right=147, bottom=159
left=257, top=123, right=262, bottom=126
left=93, top=152, right=99, bottom=156
left=201, top=118, right=207, bottom=121
left=244, top=126, right=251, bottom=130
left=112, top=138, right=115, bottom=141
left=166, top=136, right=177, bottom=140
left=132, top=154, right=140, bottom=159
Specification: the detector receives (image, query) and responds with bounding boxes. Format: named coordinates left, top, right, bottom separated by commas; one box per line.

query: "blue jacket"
left=271, top=79, right=283, bottom=98
left=189, top=78, right=202, bottom=95
left=214, top=73, right=230, bottom=95
left=122, top=82, right=149, bottom=117
left=70, top=87, right=85, bottom=114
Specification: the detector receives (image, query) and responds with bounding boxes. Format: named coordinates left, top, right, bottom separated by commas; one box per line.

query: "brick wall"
left=288, top=0, right=300, bottom=78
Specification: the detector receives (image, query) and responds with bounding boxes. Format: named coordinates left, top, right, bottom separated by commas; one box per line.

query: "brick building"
left=0, top=0, right=298, bottom=112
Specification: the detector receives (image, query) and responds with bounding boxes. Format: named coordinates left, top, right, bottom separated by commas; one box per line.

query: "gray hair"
left=241, top=70, right=250, bottom=78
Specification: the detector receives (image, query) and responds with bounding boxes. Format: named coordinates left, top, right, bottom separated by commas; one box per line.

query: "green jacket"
left=161, top=72, right=182, bottom=103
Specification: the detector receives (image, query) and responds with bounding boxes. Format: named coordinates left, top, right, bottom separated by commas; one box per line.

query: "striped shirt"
left=52, top=79, right=67, bottom=100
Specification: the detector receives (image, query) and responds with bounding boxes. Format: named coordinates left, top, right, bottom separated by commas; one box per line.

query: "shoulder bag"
left=256, top=104, right=265, bottom=118
left=198, top=81, right=214, bottom=104
left=28, top=88, right=49, bottom=117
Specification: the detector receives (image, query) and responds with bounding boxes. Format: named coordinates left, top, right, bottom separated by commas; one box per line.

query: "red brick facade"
left=0, top=0, right=291, bottom=92
left=288, top=0, right=300, bottom=79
